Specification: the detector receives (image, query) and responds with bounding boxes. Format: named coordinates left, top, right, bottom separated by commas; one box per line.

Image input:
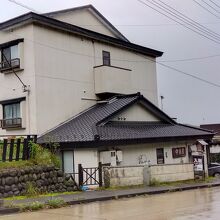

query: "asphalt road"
left=2, top=187, right=220, bottom=220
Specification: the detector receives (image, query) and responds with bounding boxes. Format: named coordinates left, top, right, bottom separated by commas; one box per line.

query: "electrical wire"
left=139, top=0, right=220, bottom=43
left=200, top=0, right=220, bottom=14
left=157, top=0, right=220, bottom=40
left=209, top=0, right=220, bottom=9
left=7, top=0, right=39, bottom=13
left=7, top=30, right=220, bottom=88
left=160, top=53, right=220, bottom=62
left=1, top=1, right=220, bottom=89
left=192, top=0, right=220, bottom=19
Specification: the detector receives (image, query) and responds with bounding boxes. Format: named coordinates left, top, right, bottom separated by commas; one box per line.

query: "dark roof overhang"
left=55, top=134, right=214, bottom=150
left=0, top=12, right=163, bottom=58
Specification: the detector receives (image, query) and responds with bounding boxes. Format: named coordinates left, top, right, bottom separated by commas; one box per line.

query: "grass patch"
left=149, top=177, right=215, bottom=187
left=20, top=201, right=44, bottom=212
left=46, top=198, right=66, bottom=209
left=5, top=191, right=81, bottom=201
left=0, top=160, right=33, bottom=170
left=10, top=199, right=67, bottom=212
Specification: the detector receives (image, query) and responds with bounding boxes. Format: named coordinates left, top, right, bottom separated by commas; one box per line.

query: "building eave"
left=0, top=12, right=163, bottom=58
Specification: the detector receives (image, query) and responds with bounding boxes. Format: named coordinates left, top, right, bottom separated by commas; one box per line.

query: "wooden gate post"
left=98, top=162, right=103, bottom=187
left=78, top=164, right=83, bottom=188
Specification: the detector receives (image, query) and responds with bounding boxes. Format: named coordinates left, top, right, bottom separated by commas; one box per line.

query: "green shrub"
left=29, top=142, right=60, bottom=167
left=26, top=182, right=39, bottom=197
left=21, top=201, right=44, bottom=211
left=47, top=198, right=66, bottom=208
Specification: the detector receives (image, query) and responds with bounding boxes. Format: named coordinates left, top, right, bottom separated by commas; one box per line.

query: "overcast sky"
left=1, top=0, right=220, bottom=126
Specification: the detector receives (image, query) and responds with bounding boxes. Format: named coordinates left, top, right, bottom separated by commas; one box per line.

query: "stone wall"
left=0, top=165, right=76, bottom=198
left=103, top=166, right=145, bottom=187
left=103, top=163, right=194, bottom=187
left=150, top=163, right=194, bottom=182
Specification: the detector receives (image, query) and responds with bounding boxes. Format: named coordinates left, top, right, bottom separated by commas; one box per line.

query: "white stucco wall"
left=113, top=142, right=190, bottom=166
left=33, top=24, right=158, bottom=134
left=112, top=103, right=160, bottom=122
left=0, top=26, right=37, bottom=135
left=48, top=9, right=118, bottom=38
left=74, top=148, right=98, bottom=173
left=0, top=18, right=158, bottom=136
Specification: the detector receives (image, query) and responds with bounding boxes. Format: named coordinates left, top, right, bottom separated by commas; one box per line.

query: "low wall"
left=103, top=163, right=194, bottom=187
left=150, top=163, right=194, bottom=183
left=103, top=166, right=144, bottom=188
left=0, top=165, right=76, bottom=198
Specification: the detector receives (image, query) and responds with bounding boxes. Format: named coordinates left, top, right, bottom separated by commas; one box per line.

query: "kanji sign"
left=172, top=147, right=186, bottom=158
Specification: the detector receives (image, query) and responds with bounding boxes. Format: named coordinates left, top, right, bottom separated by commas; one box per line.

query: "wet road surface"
left=2, top=187, right=220, bottom=220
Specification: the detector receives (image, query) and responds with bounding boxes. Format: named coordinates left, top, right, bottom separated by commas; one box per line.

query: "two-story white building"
left=0, top=5, right=214, bottom=175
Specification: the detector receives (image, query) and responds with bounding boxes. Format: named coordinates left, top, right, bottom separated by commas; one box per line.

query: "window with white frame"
left=0, top=39, right=23, bottom=72
left=0, top=97, right=25, bottom=129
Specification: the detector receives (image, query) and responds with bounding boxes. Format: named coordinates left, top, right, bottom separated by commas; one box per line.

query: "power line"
left=192, top=0, right=220, bottom=19
left=209, top=0, right=220, bottom=9
left=137, top=0, right=220, bottom=45
left=157, top=0, right=220, bottom=40
left=7, top=0, right=40, bottom=13
left=156, top=61, right=220, bottom=88
left=7, top=31, right=220, bottom=88
left=200, top=0, right=220, bottom=14
left=3, top=2, right=220, bottom=89
left=141, top=0, right=220, bottom=43
left=160, top=53, right=220, bottom=62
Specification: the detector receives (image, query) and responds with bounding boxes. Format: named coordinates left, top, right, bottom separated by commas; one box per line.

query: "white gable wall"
left=112, top=103, right=160, bottom=122
left=49, top=9, right=118, bottom=38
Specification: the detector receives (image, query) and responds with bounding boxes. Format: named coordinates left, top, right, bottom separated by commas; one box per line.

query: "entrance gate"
left=78, top=162, right=103, bottom=188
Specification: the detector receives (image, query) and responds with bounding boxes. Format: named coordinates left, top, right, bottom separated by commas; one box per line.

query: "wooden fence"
left=0, top=135, right=37, bottom=162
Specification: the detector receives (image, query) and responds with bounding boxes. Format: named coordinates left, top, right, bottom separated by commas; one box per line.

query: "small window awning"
left=197, top=140, right=208, bottom=146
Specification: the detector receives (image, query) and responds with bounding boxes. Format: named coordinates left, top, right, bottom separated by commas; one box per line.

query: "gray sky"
left=1, top=0, right=220, bottom=126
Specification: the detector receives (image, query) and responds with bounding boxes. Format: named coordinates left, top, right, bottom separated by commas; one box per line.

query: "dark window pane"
left=103, top=51, right=110, bottom=66
left=156, top=148, right=164, bottom=164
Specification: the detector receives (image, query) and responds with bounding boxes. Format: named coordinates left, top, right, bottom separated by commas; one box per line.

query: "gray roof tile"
left=38, top=93, right=214, bottom=145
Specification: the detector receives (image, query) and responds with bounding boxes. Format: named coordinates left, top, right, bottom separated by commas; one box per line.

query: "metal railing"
left=0, top=58, right=20, bottom=72
left=0, top=118, right=22, bottom=129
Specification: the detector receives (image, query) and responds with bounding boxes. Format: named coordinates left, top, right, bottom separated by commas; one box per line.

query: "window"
left=102, top=51, right=111, bottom=66
left=0, top=97, right=25, bottom=129
left=0, top=39, right=24, bottom=72
left=156, top=148, right=164, bottom=164
left=2, top=103, right=21, bottom=128
left=1, top=45, right=19, bottom=70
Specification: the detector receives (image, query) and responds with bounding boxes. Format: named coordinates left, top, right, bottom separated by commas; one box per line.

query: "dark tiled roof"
left=97, top=122, right=213, bottom=141
left=200, top=124, right=220, bottom=135
left=38, top=93, right=214, bottom=146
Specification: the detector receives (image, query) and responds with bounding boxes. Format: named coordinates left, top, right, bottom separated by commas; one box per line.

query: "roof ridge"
left=43, top=5, right=94, bottom=16
left=43, top=4, right=129, bottom=42
left=178, top=123, right=215, bottom=134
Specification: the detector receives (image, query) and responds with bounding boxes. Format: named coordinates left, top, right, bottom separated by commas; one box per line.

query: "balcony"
left=0, top=118, right=22, bottom=129
left=94, top=65, right=132, bottom=95
left=0, top=58, right=20, bottom=73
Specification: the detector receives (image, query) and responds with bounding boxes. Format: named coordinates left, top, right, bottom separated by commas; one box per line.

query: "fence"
left=102, top=163, right=195, bottom=187
left=0, top=135, right=37, bottom=162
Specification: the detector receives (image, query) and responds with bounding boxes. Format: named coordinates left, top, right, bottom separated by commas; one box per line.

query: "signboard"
left=172, top=147, right=186, bottom=158
left=193, top=157, right=204, bottom=171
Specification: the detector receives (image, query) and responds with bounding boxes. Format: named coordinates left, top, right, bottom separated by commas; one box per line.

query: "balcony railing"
left=0, top=118, right=22, bottom=129
left=0, top=58, right=20, bottom=72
